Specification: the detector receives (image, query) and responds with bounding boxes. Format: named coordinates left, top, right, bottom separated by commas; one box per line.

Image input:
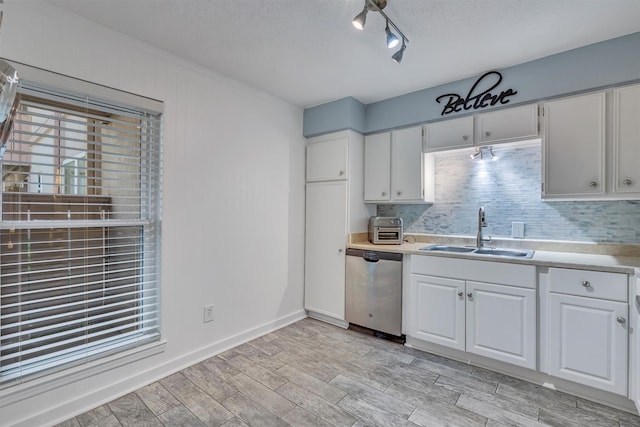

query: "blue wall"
left=377, top=143, right=640, bottom=244
left=303, top=32, right=640, bottom=137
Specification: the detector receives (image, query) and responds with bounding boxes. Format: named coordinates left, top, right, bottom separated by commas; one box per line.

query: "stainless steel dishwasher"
left=345, top=248, right=403, bottom=338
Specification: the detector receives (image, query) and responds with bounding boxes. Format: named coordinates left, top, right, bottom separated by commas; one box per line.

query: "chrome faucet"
left=476, top=206, right=491, bottom=248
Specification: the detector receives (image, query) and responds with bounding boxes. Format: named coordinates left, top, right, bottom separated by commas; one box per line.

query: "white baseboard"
left=16, top=309, right=307, bottom=427
left=306, top=310, right=348, bottom=329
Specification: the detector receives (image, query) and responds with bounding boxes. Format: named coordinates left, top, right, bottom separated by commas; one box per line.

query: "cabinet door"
left=613, top=84, right=640, bottom=196
left=466, top=281, right=536, bottom=369
left=632, top=277, right=640, bottom=412
left=304, top=181, right=347, bottom=320
left=410, top=274, right=465, bottom=351
left=476, top=104, right=539, bottom=145
left=548, top=293, right=628, bottom=395
left=391, top=126, right=424, bottom=202
left=364, top=132, right=391, bottom=202
left=542, top=92, right=606, bottom=198
left=424, top=116, right=474, bottom=152
left=306, top=137, right=348, bottom=182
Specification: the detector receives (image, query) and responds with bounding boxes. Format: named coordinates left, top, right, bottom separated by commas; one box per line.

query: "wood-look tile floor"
left=57, top=318, right=640, bottom=427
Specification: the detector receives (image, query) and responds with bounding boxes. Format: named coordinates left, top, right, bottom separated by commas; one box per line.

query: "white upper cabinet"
left=306, top=136, right=348, bottom=182
left=476, top=104, right=539, bottom=145
left=424, top=116, right=474, bottom=152
left=391, top=126, right=428, bottom=202
left=364, top=126, right=433, bottom=204
left=424, top=104, right=540, bottom=153
left=542, top=92, right=606, bottom=199
left=363, top=132, right=391, bottom=202
left=613, top=84, right=640, bottom=196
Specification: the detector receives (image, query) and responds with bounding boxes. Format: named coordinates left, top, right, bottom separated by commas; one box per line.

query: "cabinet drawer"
left=548, top=268, right=627, bottom=301
left=411, top=255, right=536, bottom=288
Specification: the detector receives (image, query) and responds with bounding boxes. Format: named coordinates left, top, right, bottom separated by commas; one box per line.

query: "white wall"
left=0, top=2, right=306, bottom=425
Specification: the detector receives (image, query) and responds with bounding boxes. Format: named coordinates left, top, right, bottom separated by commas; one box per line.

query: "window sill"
left=0, top=340, right=167, bottom=408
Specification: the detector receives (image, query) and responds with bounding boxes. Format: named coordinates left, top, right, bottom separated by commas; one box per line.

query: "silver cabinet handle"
left=338, top=248, right=343, bottom=253
left=462, top=135, right=468, bottom=141
left=338, top=170, right=344, bottom=176
left=617, top=317, right=626, bottom=324
left=396, top=191, right=402, bottom=196
left=581, top=280, right=590, bottom=287
left=467, top=292, right=473, bottom=298
left=484, top=131, right=491, bottom=137
left=589, top=181, right=598, bottom=188
left=623, top=179, right=633, bottom=186
left=457, top=291, right=463, bottom=297
left=381, top=191, right=387, bottom=197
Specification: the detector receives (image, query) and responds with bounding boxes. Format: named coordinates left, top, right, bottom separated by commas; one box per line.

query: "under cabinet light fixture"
left=352, top=0, right=409, bottom=62
left=488, top=147, right=498, bottom=161
left=469, top=146, right=499, bottom=161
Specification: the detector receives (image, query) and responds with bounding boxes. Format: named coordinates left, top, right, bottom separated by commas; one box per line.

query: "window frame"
left=0, top=59, right=165, bottom=400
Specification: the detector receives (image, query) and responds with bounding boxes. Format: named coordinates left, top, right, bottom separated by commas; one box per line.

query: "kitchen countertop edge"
left=347, top=238, right=640, bottom=276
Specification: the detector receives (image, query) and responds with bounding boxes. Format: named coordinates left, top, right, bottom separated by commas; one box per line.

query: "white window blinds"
left=0, top=64, right=163, bottom=386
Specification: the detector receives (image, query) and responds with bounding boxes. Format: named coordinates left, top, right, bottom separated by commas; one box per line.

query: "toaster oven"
left=368, top=217, right=403, bottom=244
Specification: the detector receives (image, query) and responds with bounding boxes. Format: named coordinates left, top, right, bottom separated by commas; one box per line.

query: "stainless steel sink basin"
left=473, top=248, right=535, bottom=258
left=419, top=245, right=476, bottom=253
left=419, top=245, right=534, bottom=259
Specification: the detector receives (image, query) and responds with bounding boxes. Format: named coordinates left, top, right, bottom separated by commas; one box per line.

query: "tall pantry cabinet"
left=304, top=131, right=374, bottom=325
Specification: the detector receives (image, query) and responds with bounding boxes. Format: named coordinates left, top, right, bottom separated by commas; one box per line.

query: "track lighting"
left=385, top=20, right=399, bottom=48
left=352, top=6, right=368, bottom=30
left=391, top=39, right=406, bottom=63
left=470, top=147, right=482, bottom=160
left=351, top=0, right=409, bottom=63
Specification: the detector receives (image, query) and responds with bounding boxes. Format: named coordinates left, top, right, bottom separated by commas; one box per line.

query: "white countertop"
left=348, top=235, right=640, bottom=276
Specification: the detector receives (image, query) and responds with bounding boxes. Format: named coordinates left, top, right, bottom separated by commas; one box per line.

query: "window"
left=0, top=63, right=162, bottom=386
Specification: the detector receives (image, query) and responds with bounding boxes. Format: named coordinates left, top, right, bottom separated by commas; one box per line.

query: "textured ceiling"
left=48, top=0, right=640, bottom=108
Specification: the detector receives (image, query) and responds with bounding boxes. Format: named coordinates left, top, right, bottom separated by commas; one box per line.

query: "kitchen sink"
left=473, top=248, right=534, bottom=258
left=419, top=245, right=476, bottom=253
left=420, top=245, right=534, bottom=259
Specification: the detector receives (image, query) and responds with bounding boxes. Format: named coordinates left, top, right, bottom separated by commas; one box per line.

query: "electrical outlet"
left=203, top=305, right=214, bottom=323
left=511, top=222, right=525, bottom=238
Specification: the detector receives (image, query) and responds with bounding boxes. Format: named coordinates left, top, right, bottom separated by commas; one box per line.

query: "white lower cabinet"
left=547, top=268, right=629, bottom=396
left=409, top=257, right=537, bottom=370
left=412, top=275, right=465, bottom=350
left=466, top=281, right=536, bottom=368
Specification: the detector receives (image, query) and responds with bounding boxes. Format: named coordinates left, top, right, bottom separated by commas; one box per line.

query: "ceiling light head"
left=385, top=20, right=399, bottom=48
left=488, top=147, right=498, bottom=161
left=352, top=6, right=368, bottom=30
left=469, top=147, right=482, bottom=160
left=391, top=39, right=406, bottom=63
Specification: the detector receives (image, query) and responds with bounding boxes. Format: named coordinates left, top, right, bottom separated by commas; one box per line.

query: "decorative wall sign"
left=436, top=71, right=518, bottom=116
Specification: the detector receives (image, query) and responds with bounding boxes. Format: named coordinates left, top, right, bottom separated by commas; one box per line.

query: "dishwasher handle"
left=363, top=252, right=380, bottom=262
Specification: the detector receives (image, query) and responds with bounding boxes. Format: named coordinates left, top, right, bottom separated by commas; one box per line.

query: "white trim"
left=13, top=309, right=307, bottom=427
left=307, top=310, right=348, bottom=329
left=0, top=340, right=166, bottom=408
